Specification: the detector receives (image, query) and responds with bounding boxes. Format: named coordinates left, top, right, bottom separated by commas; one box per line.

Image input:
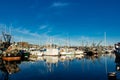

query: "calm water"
left=0, top=54, right=118, bottom=80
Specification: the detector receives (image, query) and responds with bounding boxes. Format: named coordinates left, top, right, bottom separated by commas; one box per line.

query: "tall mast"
left=104, top=32, right=108, bottom=75
left=39, top=37, right=40, bottom=47
left=104, top=32, right=106, bottom=48
left=21, top=36, right=23, bottom=49
left=0, top=35, right=2, bottom=42
left=5, top=25, right=7, bottom=34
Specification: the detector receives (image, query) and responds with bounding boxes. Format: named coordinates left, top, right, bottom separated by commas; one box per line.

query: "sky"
left=0, top=0, right=120, bottom=46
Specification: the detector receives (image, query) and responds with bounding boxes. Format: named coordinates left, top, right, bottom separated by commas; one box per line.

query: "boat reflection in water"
left=0, top=60, right=20, bottom=80
left=107, top=47, right=120, bottom=80
left=113, top=53, right=120, bottom=80
left=107, top=42, right=120, bottom=80
left=44, top=56, right=58, bottom=64
left=0, top=52, right=116, bottom=80
left=43, top=56, right=59, bottom=72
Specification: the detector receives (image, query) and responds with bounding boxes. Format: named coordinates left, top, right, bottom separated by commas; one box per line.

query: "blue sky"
left=0, top=0, right=120, bottom=46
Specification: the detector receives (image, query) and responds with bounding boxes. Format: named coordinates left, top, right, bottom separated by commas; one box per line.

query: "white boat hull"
left=43, top=48, right=59, bottom=56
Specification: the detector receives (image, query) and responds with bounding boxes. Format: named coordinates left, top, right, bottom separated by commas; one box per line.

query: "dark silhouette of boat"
left=107, top=44, right=120, bottom=80
left=114, top=42, right=120, bottom=59
left=0, top=32, right=21, bottom=61
left=0, top=60, right=20, bottom=80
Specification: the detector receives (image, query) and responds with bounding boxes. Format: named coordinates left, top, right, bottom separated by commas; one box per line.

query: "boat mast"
left=20, top=37, right=23, bottom=49
left=5, top=25, right=7, bottom=34
left=104, top=32, right=106, bottom=48
left=104, top=32, right=108, bottom=75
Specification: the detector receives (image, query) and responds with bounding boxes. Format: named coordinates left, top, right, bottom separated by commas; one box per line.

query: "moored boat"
left=114, top=42, right=120, bottom=58
left=2, top=49, right=21, bottom=61
left=75, top=49, right=84, bottom=55
left=60, top=48, right=74, bottom=55
left=2, top=56, right=21, bottom=61
left=43, top=48, right=59, bottom=56
left=19, top=50, right=30, bottom=60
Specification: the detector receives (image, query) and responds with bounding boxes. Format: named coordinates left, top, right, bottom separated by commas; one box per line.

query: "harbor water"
left=0, top=54, right=118, bottom=80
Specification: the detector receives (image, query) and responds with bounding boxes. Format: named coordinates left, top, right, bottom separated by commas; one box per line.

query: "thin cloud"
left=39, top=25, right=47, bottom=30
left=0, top=24, right=114, bottom=46
left=44, top=27, right=52, bottom=34
left=13, top=27, right=41, bottom=38
left=13, top=26, right=52, bottom=40
left=51, top=2, right=69, bottom=7
left=14, top=27, right=30, bottom=35
left=13, top=26, right=52, bottom=38
left=12, top=26, right=50, bottom=44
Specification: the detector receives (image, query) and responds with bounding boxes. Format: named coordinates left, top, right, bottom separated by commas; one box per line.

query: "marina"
left=0, top=28, right=119, bottom=80
left=0, top=0, right=120, bottom=80
left=0, top=31, right=118, bottom=80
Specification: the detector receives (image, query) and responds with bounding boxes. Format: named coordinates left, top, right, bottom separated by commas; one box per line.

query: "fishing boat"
left=43, top=48, right=59, bottom=56
left=60, top=48, right=74, bottom=56
left=30, top=49, right=43, bottom=56
left=1, top=32, right=21, bottom=61
left=2, top=56, right=21, bottom=61
left=2, top=50, right=21, bottom=61
left=114, top=42, right=120, bottom=58
left=43, top=37, right=59, bottom=56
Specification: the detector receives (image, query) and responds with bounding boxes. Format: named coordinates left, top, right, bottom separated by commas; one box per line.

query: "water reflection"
left=0, top=60, right=20, bottom=80
left=114, top=53, right=120, bottom=80
left=43, top=56, right=59, bottom=72
left=44, top=56, right=59, bottom=64
left=107, top=52, right=120, bottom=80
left=0, top=53, right=116, bottom=80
